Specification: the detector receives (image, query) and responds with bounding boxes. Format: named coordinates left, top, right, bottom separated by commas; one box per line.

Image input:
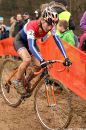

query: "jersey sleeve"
left=26, top=22, right=43, bottom=62
left=53, top=34, right=68, bottom=58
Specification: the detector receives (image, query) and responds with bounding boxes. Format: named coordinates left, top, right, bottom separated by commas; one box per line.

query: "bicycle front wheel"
left=0, top=59, right=22, bottom=107
left=34, top=77, right=72, bottom=130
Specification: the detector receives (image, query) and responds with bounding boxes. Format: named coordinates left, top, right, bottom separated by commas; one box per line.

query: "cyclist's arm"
left=53, top=34, right=68, bottom=58
left=27, top=30, right=43, bottom=62
left=51, top=27, right=68, bottom=59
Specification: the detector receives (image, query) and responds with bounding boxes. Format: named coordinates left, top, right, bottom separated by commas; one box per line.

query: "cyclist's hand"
left=63, top=58, right=72, bottom=67
left=40, top=60, right=47, bottom=68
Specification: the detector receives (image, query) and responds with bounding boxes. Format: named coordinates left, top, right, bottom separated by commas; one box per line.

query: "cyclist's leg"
left=16, top=48, right=31, bottom=80
left=24, top=56, right=40, bottom=82
left=14, top=33, right=31, bottom=80
left=12, top=33, right=31, bottom=94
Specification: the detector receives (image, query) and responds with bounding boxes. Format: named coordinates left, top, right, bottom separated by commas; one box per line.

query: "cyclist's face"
left=42, top=21, right=53, bottom=32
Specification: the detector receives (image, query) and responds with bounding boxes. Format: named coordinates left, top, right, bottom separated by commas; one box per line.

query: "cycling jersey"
left=18, top=20, right=68, bottom=62
left=20, top=20, right=48, bottom=40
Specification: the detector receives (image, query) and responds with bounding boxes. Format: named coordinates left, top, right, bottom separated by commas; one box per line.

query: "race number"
left=27, top=30, right=35, bottom=39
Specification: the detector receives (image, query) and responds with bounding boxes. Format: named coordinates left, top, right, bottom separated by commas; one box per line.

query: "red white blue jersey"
left=20, top=20, right=49, bottom=40
left=19, top=20, right=68, bottom=62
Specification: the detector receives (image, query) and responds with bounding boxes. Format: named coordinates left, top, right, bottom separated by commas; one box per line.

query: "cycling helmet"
left=42, top=7, right=59, bottom=25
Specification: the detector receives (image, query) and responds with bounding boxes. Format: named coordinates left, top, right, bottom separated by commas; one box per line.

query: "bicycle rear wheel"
left=0, top=58, right=22, bottom=107
left=34, top=76, right=72, bottom=130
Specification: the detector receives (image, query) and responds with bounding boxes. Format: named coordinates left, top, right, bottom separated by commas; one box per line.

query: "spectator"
left=79, top=32, right=86, bottom=52
left=0, top=16, right=8, bottom=40
left=9, top=16, right=16, bottom=37
left=80, top=11, right=86, bottom=32
left=49, top=0, right=75, bottom=30
left=0, top=25, right=6, bottom=40
left=34, top=9, right=41, bottom=19
left=40, top=3, right=49, bottom=13
left=0, top=16, right=6, bottom=28
left=79, top=11, right=86, bottom=52
left=57, top=20, right=75, bottom=46
left=23, top=12, right=30, bottom=24
left=13, top=13, right=24, bottom=36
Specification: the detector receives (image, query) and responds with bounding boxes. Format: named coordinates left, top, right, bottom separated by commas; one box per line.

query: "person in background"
left=0, top=16, right=6, bottom=29
left=49, top=0, right=75, bottom=31
left=80, top=11, right=86, bottom=32
left=57, top=20, right=75, bottom=46
left=40, top=3, right=49, bottom=13
left=0, top=25, right=6, bottom=40
left=34, top=9, right=41, bottom=19
left=9, top=16, right=16, bottom=37
left=13, top=13, right=24, bottom=37
left=0, top=16, right=9, bottom=40
left=50, top=0, right=80, bottom=47
left=79, top=33, right=86, bottom=52
left=79, top=11, right=86, bottom=52
left=23, top=12, right=30, bottom=24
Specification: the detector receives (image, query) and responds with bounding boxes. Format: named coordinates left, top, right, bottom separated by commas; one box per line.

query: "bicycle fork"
left=45, top=79, right=56, bottom=107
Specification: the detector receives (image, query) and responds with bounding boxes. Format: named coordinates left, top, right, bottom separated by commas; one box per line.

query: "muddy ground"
left=0, top=91, right=86, bottom=130
left=0, top=59, right=86, bottom=130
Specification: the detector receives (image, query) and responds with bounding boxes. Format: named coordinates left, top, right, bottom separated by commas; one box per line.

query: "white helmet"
left=42, top=7, right=59, bottom=25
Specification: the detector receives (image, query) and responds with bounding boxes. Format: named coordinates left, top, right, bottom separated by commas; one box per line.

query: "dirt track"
left=0, top=91, right=86, bottom=130
left=0, top=59, right=86, bottom=130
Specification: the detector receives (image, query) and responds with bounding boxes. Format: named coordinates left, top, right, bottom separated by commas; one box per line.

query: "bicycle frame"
left=26, top=65, right=62, bottom=106
left=5, top=59, right=67, bottom=105
left=25, top=67, right=48, bottom=93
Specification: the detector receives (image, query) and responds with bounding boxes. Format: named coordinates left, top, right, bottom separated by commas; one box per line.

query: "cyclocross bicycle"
left=0, top=58, right=72, bottom=130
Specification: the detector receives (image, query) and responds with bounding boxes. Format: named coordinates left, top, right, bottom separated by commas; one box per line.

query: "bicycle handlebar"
left=45, top=60, right=63, bottom=65
left=34, top=60, right=68, bottom=76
